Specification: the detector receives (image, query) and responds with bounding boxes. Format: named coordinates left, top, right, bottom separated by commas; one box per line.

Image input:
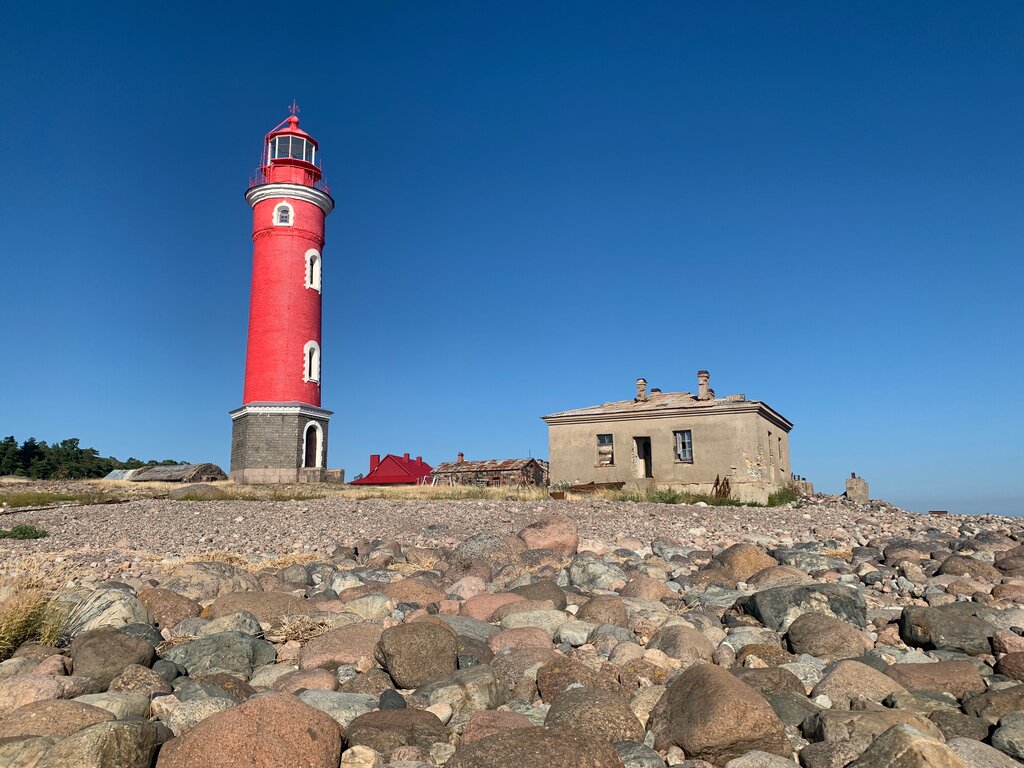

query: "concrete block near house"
left=845, top=473, right=869, bottom=503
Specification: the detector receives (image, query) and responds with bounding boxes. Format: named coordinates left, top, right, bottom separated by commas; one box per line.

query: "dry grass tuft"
left=824, top=547, right=854, bottom=561
left=252, top=552, right=323, bottom=571
left=181, top=550, right=251, bottom=567
left=179, top=550, right=323, bottom=572
left=0, top=566, right=73, bottom=659
left=155, top=635, right=199, bottom=656
left=344, top=484, right=552, bottom=502
left=264, top=614, right=334, bottom=644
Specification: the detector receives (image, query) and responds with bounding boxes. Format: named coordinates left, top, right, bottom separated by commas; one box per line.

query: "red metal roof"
left=350, top=453, right=433, bottom=485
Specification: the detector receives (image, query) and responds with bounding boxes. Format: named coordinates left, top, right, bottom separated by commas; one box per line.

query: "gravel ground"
left=1, top=492, right=1015, bottom=582
left=3, top=487, right=1024, bottom=766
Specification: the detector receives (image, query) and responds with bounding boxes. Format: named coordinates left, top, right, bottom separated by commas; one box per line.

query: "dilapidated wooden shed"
left=431, top=455, right=548, bottom=487
left=128, top=463, right=227, bottom=483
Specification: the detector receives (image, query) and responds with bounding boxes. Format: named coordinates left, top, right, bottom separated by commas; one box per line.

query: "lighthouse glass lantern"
left=229, top=111, right=335, bottom=483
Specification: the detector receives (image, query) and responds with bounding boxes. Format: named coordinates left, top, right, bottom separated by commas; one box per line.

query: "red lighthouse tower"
left=230, top=110, right=335, bottom=483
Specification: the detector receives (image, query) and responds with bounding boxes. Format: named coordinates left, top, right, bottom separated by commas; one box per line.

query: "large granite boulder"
left=36, top=720, right=159, bottom=768
left=374, top=623, right=458, bottom=689
left=898, top=604, right=996, bottom=656
left=649, top=663, right=789, bottom=765
left=162, top=631, right=276, bottom=679
left=446, top=725, right=625, bottom=768
left=847, top=724, right=966, bottom=768
left=155, top=692, right=342, bottom=768
left=69, top=629, right=155, bottom=690
left=544, top=687, right=644, bottom=743
left=0, top=699, right=114, bottom=738
left=736, top=584, right=867, bottom=631
left=159, top=562, right=262, bottom=603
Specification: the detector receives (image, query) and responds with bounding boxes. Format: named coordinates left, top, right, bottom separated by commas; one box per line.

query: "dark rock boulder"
left=69, top=629, right=155, bottom=690
left=374, top=622, right=458, bottom=689
left=735, top=584, right=867, bottom=632
left=898, top=604, right=995, bottom=656
left=346, top=708, right=446, bottom=754
left=544, top=687, right=644, bottom=743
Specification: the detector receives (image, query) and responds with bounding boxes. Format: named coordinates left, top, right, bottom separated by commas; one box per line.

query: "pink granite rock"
left=517, top=515, right=580, bottom=558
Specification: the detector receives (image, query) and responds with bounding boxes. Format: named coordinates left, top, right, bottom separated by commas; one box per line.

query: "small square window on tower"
left=674, top=430, right=693, bottom=462
left=597, top=434, right=614, bottom=466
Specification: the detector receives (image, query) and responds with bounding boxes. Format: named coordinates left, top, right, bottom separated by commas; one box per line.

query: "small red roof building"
left=349, top=453, right=432, bottom=485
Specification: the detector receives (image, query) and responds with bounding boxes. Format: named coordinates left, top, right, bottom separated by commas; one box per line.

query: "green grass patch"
left=0, top=525, right=48, bottom=540
left=0, top=490, right=118, bottom=509
left=767, top=486, right=802, bottom=506
left=265, top=488, right=328, bottom=502
left=615, top=488, right=753, bottom=506
left=614, top=485, right=803, bottom=507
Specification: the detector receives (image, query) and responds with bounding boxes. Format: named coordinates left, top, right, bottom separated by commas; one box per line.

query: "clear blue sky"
left=2, top=3, right=1021, bottom=515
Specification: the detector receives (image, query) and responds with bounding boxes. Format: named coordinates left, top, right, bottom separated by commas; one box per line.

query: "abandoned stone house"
left=542, top=371, right=794, bottom=504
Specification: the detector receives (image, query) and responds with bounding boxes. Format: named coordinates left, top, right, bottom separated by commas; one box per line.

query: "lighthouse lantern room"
left=229, top=110, right=336, bottom=483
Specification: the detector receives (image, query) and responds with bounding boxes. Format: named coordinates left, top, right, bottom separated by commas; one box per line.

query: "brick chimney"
left=457, top=452, right=464, bottom=464
left=403, top=453, right=410, bottom=461
left=636, top=377, right=648, bottom=402
left=370, top=454, right=380, bottom=472
left=697, top=370, right=714, bottom=401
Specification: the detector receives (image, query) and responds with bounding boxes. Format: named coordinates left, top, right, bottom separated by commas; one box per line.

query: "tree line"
left=0, top=436, right=187, bottom=480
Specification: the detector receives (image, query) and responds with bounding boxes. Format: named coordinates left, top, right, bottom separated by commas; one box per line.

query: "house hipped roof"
left=542, top=391, right=792, bottom=430
left=349, top=454, right=432, bottom=484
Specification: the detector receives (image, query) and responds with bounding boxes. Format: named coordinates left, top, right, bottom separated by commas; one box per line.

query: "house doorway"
left=303, top=423, right=320, bottom=468
left=634, top=436, right=653, bottom=479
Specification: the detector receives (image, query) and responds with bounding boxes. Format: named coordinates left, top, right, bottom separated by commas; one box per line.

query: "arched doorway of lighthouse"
left=303, top=423, right=320, bottom=468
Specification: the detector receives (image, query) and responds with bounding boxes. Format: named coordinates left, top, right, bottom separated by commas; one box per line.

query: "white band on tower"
left=246, top=182, right=334, bottom=214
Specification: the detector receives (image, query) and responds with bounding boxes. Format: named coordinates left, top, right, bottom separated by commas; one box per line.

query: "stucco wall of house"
left=547, top=407, right=791, bottom=503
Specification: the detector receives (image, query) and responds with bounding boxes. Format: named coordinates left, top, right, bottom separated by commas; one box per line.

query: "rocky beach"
left=1, top=485, right=1023, bottom=767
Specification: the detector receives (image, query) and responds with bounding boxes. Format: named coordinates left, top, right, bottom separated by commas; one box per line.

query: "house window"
left=674, top=430, right=693, bottom=462
left=597, top=434, right=614, bottom=466
left=274, top=202, right=294, bottom=226
left=305, top=249, right=321, bottom=291
left=303, top=340, right=321, bottom=383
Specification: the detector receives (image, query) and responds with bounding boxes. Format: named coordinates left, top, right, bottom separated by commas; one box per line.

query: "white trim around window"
left=303, top=340, right=321, bottom=383
left=302, top=420, right=324, bottom=468
left=305, top=249, right=322, bottom=292
left=273, top=201, right=295, bottom=227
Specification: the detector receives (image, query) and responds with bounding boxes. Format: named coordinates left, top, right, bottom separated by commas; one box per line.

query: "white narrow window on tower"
left=273, top=202, right=294, bottom=227
left=305, top=249, right=322, bottom=292
left=303, top=340, right=321, bottom=383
